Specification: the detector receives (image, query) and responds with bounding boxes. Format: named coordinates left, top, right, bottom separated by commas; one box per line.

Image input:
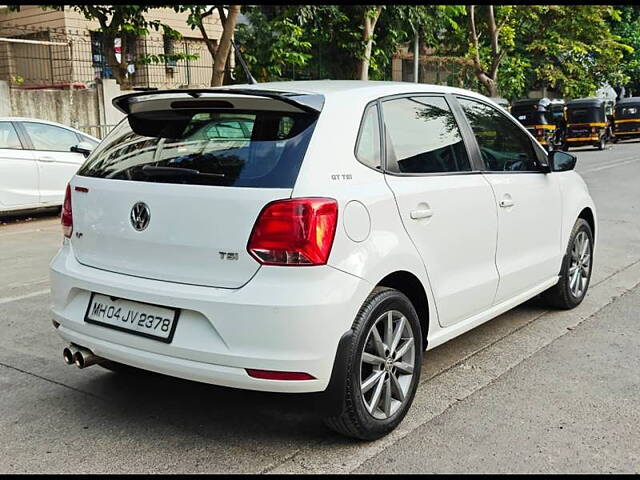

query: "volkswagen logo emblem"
left=130, top=202, right=150, bottom=231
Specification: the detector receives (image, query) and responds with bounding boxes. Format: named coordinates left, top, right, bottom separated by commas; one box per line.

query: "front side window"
left=355, top=104, right=381, bottom=169
left=458, top=97, right=540, bottom=172
left=77, top=109, right=318, bottom=188
left=22, top=122, right=80, bottom=152
left=382, top=96, right=471, bottom=174
left=0, top=122, right=22, bottom=149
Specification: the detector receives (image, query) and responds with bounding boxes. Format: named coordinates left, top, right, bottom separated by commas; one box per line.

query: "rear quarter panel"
left=291, top=91, right=440, bottom=330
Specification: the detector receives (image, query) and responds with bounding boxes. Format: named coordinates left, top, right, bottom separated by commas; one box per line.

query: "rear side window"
left=0, top=122, right=22, bottom=149
left=22, top=122, right=80, bottom=152
left=355, top=104, right=381, bottom=169
left=381, top=96, right=471, bottom=174
left=77, top=109, right=318, bottom=188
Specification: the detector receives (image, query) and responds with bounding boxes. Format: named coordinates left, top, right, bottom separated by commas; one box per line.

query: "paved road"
left=1, top=141, right=639, bottom=473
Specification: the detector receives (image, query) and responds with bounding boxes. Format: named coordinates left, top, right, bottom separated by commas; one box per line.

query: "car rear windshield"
left=77, top=109, right=319, bottom=188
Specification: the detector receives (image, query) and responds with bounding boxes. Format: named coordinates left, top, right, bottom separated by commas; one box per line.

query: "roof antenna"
left=231, top=38, right=257, bottom=85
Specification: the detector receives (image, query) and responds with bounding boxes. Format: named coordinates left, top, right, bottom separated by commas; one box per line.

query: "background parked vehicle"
left=612, top=96, right=640, bottom=143
left=0, top=117, right=99, bottom=215
left=563, top=98, right=614, bottom=150
left=510, top=98, right=557, bottom=151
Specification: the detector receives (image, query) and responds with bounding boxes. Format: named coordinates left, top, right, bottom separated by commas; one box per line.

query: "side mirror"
left=70, top=141, right=95, bottom=157
left=549, top=150, right=577, bottom=172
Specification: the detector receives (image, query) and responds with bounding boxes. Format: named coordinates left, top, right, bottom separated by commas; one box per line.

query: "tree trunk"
left=211, top=5, right=241, bottom=87
left=104, top=32, right=131, bottom=89
left=467, top=5, right=501, bottom=97
left=356, top=6, right=382, bottom=81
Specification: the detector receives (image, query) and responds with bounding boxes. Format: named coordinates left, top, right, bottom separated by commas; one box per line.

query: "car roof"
left=0, top=116, right=99, bottom=141
left=219, top=80, right=487, bottom=100
left=566, top=97, right=611, bottom=107
left=512, top=97, right=550, bottom=107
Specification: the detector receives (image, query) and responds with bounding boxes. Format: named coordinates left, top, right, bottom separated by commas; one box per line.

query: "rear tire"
left=541, top=218, right=593, bottom=309
left=323, top=287, right=423, bottom=440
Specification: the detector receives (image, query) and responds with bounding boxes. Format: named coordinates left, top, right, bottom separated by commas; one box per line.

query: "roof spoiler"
left=112, top=88, right=325, bottom=115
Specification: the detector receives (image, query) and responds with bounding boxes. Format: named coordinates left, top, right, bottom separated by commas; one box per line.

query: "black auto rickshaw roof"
left=511, top=98, right=551, bottom=108
left=566, top=97, right=612, bottom=108
left=616, top=96, right=640, bottom=107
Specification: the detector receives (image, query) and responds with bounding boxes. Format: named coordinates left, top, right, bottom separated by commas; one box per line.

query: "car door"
left=456, top=96, right=563, bottom=305
left=381, top=95, right=499, bottom=327
left=19, top=121, right=87, bottom=205
left=0, top=121, right=39, bottom=210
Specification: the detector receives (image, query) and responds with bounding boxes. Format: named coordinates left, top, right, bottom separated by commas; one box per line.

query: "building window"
left=164, top=35, right=177, bottom=68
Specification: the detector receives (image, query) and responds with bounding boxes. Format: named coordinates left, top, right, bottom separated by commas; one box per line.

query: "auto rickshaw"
left=510, top=98, right=556, bottom=150
left=612, top=96, right=640, bottom=142
left=563, top=97, right=614, bottom=150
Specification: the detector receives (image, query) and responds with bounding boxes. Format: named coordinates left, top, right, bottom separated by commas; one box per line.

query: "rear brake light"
left=246, top=369, right=315, bottom=381
left=61, top=183, right=73, bottom=238
left=247, top=198, right=338, bottom=266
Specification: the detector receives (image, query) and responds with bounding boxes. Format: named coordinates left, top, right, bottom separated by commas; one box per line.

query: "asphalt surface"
left=1, top=140, right=639, bottom=473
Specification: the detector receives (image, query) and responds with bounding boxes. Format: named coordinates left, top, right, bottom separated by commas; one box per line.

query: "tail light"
left=591, top=127, right=598, bottom=134
left=61, top=183, right=73, bottom=238
left=247, top=198, right=338, bottom=266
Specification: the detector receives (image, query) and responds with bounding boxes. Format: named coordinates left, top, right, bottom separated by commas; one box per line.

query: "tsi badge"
left=130, top=202, right=150, bottom=231
left=219, top=251, right=239, bottom=261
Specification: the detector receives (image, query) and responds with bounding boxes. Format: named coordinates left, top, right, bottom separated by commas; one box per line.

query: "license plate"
left=84, top=293, right=180, bottom=343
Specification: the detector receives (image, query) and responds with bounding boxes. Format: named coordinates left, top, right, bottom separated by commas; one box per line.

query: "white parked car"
left=49, top=81, right=596, bottom=440
left=0, top=117, right=99, bottom=215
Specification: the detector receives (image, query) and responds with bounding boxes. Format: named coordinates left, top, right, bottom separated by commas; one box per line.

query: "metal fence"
left=0, top=23, right=217, bottom=89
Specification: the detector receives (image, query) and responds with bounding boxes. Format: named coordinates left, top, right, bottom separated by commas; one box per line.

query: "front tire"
left=542, top=218, right=593, bottom=309
left=323, top=287, right=423, bottom=440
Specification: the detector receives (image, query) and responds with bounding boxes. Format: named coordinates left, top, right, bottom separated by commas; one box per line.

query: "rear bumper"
left=50, top=242, right=371, bottom=393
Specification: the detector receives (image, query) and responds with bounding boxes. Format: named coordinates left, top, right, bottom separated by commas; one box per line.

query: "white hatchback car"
left=0, top=117, right=99, bottom=215
left=50, top=81, right=596, bottom=440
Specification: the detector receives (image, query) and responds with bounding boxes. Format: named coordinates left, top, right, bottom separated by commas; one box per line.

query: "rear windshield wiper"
left=140, top=165, right=225, bottom=178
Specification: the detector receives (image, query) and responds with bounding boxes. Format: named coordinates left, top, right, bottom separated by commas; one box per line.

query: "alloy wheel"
left=359, top=310, right=415, bottom=420
left=569, top=230, right=591, bottom=298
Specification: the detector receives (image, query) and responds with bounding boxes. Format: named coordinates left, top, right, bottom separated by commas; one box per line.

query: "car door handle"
left=410, top=208, right=433, bottom=220
left=499, top=196, right=515, bottom=208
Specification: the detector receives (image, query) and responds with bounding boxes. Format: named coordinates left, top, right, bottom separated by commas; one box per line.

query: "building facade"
left=0, top=5, right=224, bottom=90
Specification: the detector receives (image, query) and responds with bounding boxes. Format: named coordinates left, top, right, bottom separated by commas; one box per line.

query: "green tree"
left=235, top=7, right=312, bottom=82
left=176, top=5, right=242, bottom=86
left=610, top=5, right=640, bottom=96
left=523, top=5, right=631, bottom=98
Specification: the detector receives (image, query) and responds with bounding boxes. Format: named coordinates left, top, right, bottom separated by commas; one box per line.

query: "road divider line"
left=0, top=289, right=50, bottom=305
left=0, top=225, right=60, bottom=237
left=581, top=156, right=640, bottom=174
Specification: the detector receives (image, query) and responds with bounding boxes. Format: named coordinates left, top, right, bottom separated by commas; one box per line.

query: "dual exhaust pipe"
left=62, top=344, right=102, bottom=369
